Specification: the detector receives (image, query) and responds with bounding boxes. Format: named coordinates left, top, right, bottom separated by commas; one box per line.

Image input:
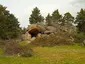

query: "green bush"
left=3, top=40, right=33, bottom=57
left=75, top=32, right=85, bottom=43
left=21, top=49, right=33, bottom=57
left=74, top=32, right=85, bottom=46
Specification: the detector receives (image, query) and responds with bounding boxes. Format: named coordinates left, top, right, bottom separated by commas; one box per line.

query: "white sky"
left=0, top=0, right=85, bottom=27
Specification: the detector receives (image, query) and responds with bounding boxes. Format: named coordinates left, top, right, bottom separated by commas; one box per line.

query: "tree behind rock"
left=62, top=12, right=74, bottom=25
left=29, top=7, right=44, bottom=24
left=52, top=9, right=62, bottom=23
left=46, top=13, right=52, bottom=26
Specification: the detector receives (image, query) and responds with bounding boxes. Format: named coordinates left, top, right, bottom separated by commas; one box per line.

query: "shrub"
left=3, top=40, right=33, bottom=57
left=21, top=48, right=33, bottom=57
left=75, top=32, right=85, bottom=45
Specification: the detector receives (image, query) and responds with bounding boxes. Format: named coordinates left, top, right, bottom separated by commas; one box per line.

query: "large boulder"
left=22, top=32, right=31, bottom=41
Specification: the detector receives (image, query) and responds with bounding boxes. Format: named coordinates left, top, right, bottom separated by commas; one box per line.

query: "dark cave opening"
left=28, top=28, right=40, bottom=37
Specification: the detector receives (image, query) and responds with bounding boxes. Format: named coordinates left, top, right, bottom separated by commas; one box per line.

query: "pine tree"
left=0, top=5, right=21, bottom=40
left=29, top=7, right=44, bottom=24
left=52, top=9, right=62, bottom=23
left=75, top=9, right=85, bottom=33
left=62, top=12, right=74, bottom=25
left=46, top=13, right=52, bottom=26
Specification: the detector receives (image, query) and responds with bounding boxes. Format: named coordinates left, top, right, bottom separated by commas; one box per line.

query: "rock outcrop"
left=22, top=23, right=76, bottom=44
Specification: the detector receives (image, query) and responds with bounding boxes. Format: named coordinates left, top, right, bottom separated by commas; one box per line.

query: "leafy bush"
left=3, top=40, right=33, bottom=57
left=75, top=32, right=85, bottom=45
left=21, top=48, right=33, bottom=57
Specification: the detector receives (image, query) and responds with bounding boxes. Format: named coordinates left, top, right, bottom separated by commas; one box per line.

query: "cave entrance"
left=28, top=28, right=40, bottom=38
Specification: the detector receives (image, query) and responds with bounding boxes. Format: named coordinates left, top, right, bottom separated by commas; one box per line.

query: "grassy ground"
left=0, top=45, right=85, bottom=64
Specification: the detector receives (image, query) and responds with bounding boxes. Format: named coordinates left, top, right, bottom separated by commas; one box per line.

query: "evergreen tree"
left=62, top=12, right=74, bottom=25
left=52, top=9, right=62, bottom=23
left=0, top=5, right=21, bottom=40
left=46, top=13, right=52, bottom=26
left=22, top=27, right=26, bottom=34
left=75, top=9, right=85, bottom=33
left=29, top=7, right=44, bottom=24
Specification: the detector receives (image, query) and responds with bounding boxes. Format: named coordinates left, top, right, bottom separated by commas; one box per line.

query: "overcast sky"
left=0, top=0, right=85, bottom=27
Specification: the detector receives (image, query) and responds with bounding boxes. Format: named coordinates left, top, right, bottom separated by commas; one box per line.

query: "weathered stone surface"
left=22, top=32, right=31, bottom=41
left=46, top=26, right=56, bottom=32
left=22, top=23, right=76, bottom=44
